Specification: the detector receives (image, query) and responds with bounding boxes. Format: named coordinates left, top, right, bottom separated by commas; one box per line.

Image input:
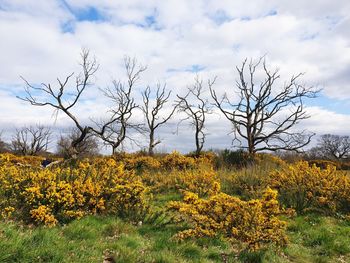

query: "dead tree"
left=210, top=57, right=318, bottom=155
left=57, top=128, right=100, bottom=158
left=317, top=134, right=350, bottom=161
left=93, top=57, right=146, bottom=154
left=177, top=76, right=216, bottom=156
left=141, top=84, right=176, bottom=155
left=18, top=49, right=99, bottom=158
left=0, top=131, right=10, bottom=153
left=11, top=125, right=51, bottom=155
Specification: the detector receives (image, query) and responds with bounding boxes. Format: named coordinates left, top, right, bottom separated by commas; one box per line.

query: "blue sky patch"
left=187, top=64, right=206, bottom=73
left=134, top=9, right=162, bottom=30
left=266, top=10, right=278, bottom=17
left=145, top=15, right=156, bottom=27
left=167, top=64, right=206, bottom=73
left=61, top=20, right=75, bottom=33
left=209, top=9, right=231, bottom=25
left=306, top=93, right=350, bottom=115
left=60, top=0, right=106, bottom=22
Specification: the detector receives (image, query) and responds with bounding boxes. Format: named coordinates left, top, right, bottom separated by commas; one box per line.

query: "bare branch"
left=11, top=124, right=51, bottom=156
left=93, top=57, right=146, bottom=154
left=141, top=83, right=177, bottom=155
left=177, top=75, right=216, bottom=156
left=18, top=49, right=99, bottom=158
left=210, top=57, right=318, bottom=155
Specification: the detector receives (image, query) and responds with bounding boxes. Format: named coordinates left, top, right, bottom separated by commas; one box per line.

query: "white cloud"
left=0, top=0, right=349, bottom=153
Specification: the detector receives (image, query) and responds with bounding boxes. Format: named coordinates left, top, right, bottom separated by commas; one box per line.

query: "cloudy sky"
left=0, top=0, right=349, bottom=153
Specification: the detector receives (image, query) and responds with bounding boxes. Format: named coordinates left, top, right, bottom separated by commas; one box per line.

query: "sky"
left=0, top=0, right=349, bottom=153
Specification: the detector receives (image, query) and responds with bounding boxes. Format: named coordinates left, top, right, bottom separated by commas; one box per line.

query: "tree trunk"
left=195, top=128, right=201, bottom=156
left=149, top=130, right=155, bottom=156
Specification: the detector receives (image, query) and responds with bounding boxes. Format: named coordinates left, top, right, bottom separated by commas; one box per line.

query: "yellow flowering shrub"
left=168, top=184, right=287, bottom=251
left=0, top=157, right=149, bottom=226
left=141, top=166, right=217, bottom=196
left=186, top=151, right=217, bottom=167
left=254, top=153, right=286, bottom=167
left=175, top=167, right=218, bottom=196
left=30, top=205, right=58, bottom=226
left=0, top=153, right=50, bottom=167
left=123, top=156, right=161, bottom=171
left=269, top=161, right=350, bottom=214
left=161, top=151, right=196, bottom=170
left=112, top=151, right=214, bottom=171
left=308, top=159, right=340, bottom=169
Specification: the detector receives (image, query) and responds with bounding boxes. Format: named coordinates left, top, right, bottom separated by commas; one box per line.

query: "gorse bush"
left=0, top=157, right=149, bottom=226
left=269, top=161, right=350, bottom=215
left=3, top=151, right=350, bottom=257
left=141, top=166, right=217, bottom=196
left=160, top=151, right=197, bottom=170
left=174, top=166, right=218, bottom=196
left=0, top=152, right=60, bottom=167
left=308, top=159, right=340, bottom=169
left=113, top=151, right=214, bottom=172
left=168, top=183, right=288, bottom=251
left=123, top=155, right=161, bottom=172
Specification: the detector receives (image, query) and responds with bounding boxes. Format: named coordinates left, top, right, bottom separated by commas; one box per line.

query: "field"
left=1, top=152, right=350, bottom=263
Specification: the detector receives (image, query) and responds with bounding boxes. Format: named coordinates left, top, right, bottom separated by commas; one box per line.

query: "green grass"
left=284, top=215, right=350, bottom=263
left=0, top=216, right=233, bottom=263
left=1, top=164, right=350, bottom=263
left=1, top=213, right=350, bottom=262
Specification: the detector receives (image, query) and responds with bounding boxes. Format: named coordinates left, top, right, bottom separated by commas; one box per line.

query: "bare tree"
left=11, top=125, right=51, bottom=155
left=0, top=131, right=10, bottom=153
left=141, top=84, right=177, bottom=155
left=210, top=58, right=318, bottom=155
left=316, top=134, right=350, bottom=161
left=177, top=76, right=216, bottom=156
left=18, top=49, right=99, bottom=158
left=93, top=57, right=146, bottom=154
left=57, top=128, right=100, bottom=158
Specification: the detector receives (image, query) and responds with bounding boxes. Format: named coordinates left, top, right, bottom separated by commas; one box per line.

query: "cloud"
left=0, top=0, right=349, bottom=153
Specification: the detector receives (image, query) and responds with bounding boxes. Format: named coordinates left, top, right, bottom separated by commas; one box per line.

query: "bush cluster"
left=269, top=161, right=350, bottom=215
left=2, top=151, right=349, bottom=255
left=141, top=166, right=217, bottom=196
left=0, top=157, right=149, bottom=226
left=168, top=183, right=288, bottom=251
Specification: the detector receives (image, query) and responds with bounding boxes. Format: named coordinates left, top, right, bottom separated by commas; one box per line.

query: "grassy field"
left=1, top=200, right=350, bottom=262
left=1, top=153, right=350, bottom=262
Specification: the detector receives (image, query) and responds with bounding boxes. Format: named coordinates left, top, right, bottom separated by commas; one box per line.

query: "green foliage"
left=2, top=152, right=350, bottom=262
left=214, top=149, right=253, bottom=169
left=269, top=161, right=350, bottom=215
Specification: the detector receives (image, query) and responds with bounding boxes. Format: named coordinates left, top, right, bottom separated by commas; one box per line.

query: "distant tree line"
left=2, top=49, right=331, bottom=159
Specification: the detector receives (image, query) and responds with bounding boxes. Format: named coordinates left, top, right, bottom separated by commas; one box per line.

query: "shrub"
left=220, top=168, right=270, bottom=200
left=175, top=167, right=218, bottom=196
left=308, top=159, right=340, bottom=169
left=0, top=157, right=149, bottom=226
left=0, top=153, right=55, bottom=167
left=123, top=156, right=161, bottom=172
left=168, top=184, right=287, bottom=251
left=186, top=151, right=217, bottom=167
left=161, top=151, right=196, bottom=170
left=219, top=155, right=285, bottom=200
left=214, top=149, right=253, bottom=169
left=141, top=166, right=217, bottom=196
left=254, top=153, right=286, bottom=168
left=269, top=161, right=350, bottom=214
